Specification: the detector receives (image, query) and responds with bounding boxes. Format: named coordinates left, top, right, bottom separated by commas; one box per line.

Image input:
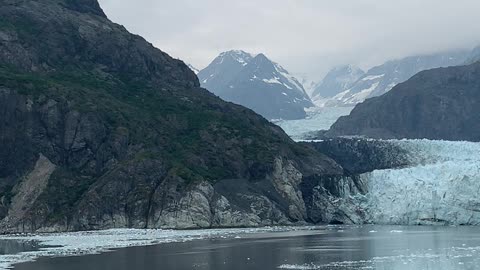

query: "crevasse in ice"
left=354, top=139, right=480, bottom=225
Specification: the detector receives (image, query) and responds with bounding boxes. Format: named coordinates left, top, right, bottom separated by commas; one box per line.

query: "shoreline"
left=1, top=224, right=478, bottom=270
left=7, top=225, right=479, bottom=270
left=0, top=226, right=320, bottom=270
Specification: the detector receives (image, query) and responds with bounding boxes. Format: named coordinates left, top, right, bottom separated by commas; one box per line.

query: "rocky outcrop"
left=327, top=62, right=480, bottom=141
left=269, top=158, right=306, bottom=221
left=306, top=139, right=410, bottom=174
left=301, top=138, right=417, bottom=225
left=5, top=154, right=56, bottom=228
left=62, top=0, right=107, bottom=17
left=305, top=175, right=367, bottom=225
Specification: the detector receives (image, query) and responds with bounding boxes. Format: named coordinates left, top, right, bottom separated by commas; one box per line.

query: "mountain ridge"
left=313, top=50, right=472, bottom=107
left=327, top=62, right=480, bottom=141
left=198, top=50, right=313, bottom=120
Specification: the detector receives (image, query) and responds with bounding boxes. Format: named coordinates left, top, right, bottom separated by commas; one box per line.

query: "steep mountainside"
left=0, top=0, right=351, bottom=232
left=187, top=64, right=199, bottom=74
left=318, top=50, right=470, bottom=107
left=198, top=51, right=313, bottom=120
left=327, top=62, right=480, bottom=141
left=311, top=65, right=364, bottom=101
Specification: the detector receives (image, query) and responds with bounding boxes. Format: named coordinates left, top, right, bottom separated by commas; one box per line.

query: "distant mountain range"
left=195, top=47, right=480, bottom=115
left=312, top=50, right=475, bottom=107
left=198, top=50, right=313, bottom=120
left=311, top=65, right=365, bottom=105
left=326, top=61, right=480, bottom=141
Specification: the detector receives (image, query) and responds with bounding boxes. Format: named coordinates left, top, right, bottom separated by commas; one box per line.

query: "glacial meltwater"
left=10, top=226, right=480, bottom=270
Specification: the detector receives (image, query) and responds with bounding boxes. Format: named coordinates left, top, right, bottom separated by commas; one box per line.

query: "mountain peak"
left=249, top=53, right=275, bottom=68
left=46, top=0, right=107, bottom=17
left=221, top=50, right=253, bottom=56
left=198, top=51, right=312, bottom=120
left=218, top=50, right=254, bottom=66
left=254, top=53, right=268, bottom=59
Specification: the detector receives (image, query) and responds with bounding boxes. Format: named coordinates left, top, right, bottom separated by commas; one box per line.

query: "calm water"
left=13, top=226, right=480, bottom=270
left=0, top=239, right=39, bottom=255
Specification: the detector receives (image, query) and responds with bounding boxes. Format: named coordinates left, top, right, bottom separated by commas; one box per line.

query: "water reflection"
left=0, top=239, right=39, bottom=255
left=14, top=226, right=480, bottom=270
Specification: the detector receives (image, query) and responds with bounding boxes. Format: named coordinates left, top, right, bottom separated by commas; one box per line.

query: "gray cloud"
left=98, top=0, right=480, bottom=81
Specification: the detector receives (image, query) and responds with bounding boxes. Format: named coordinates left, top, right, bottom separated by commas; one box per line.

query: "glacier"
left=274, top=106, right=354, bottom=140
left=277, top=108, right=480, bottom=226
left=350, top=139, right=480, bottom=225
left=0, top=139, right=478, bottom=268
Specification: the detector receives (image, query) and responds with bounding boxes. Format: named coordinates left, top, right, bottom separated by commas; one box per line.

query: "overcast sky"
left=98, top=0, right=480, bottom=81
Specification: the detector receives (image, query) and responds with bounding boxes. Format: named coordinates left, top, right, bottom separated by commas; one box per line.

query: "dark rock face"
left=328, top=62, right=480, bottom=142
left=306, top=139, right=410, bottom=175
left=62, top=0, right=107, bottom=17
left=0, top=0, right=352, bottom=232
left=300, top=138, right=413, bottom=225
left=301, top=174, right=367, bottom=225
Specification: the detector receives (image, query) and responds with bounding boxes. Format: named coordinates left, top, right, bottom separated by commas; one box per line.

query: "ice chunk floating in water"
left=353, top=139, right=480, bottom=225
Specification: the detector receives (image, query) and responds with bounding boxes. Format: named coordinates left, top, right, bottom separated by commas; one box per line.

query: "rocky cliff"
left=0, top=0, right=357, bottom=232
left=327, top=62, right=480, bottom=141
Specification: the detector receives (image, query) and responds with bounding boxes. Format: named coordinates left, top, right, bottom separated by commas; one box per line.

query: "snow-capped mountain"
left=198, top=50, right=254, bottom=92
left=198, top=50, right=313, bottom=120
left=316, top=50, right=471, bottom=107
left=311, top=65, right=365, bottom=103
left=295, top=76, right=317, bottom=96
left=187, top=64, right=199, bottom=74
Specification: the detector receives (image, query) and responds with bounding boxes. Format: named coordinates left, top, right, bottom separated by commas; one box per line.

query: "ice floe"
left=0, top=227, right=309, bottom=270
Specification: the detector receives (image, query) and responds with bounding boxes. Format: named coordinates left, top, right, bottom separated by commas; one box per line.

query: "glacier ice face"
left=353, top=140, right=480, bottom=225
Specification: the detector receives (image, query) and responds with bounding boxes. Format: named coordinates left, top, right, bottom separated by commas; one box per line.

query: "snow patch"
left=262, top=77, right=294, bottom=90
left=273, top=63, right=305, bottom=93
left=343, top=82, right=379, bottom=104
left=362, top=74, right=385, bottom=81
left=385, top=82, right=397, bottom=92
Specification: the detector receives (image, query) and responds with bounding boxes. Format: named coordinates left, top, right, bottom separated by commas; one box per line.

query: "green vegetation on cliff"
left=0, top=0, right=340, bottom=231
